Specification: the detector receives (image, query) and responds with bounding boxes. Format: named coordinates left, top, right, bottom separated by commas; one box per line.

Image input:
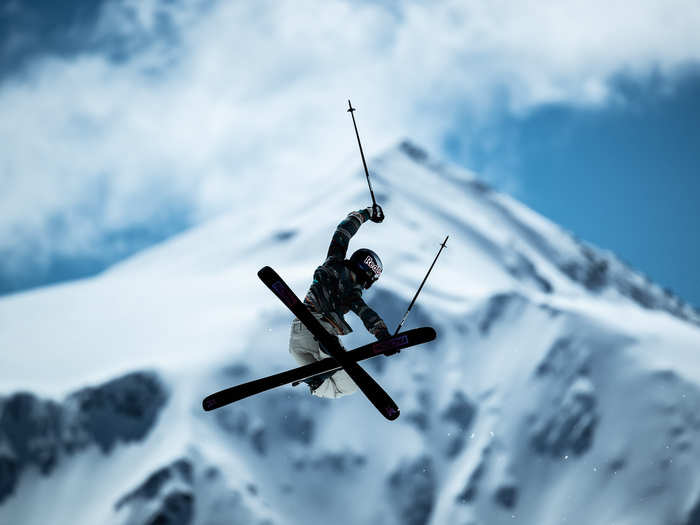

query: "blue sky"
left=1, top=0, right=699, bottom=307
left=447, top=71, right=700, bottom=306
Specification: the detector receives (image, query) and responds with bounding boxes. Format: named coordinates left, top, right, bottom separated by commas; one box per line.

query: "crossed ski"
left=259, top=266, right=400, bottom=420
left=202, top=326, right=435, bottom=412
left=202, top=103, right=447, bottom=421
left=201, top=267, right=437, bottom=420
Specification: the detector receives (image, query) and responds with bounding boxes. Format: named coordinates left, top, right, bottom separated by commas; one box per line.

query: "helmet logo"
left=364, top=255, right=382, bottom=277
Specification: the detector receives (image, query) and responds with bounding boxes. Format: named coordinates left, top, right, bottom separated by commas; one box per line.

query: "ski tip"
left=202, top=397, right=215, bottom=412
left=258, top=266, right=280, bottom=282
left=257, top=266, right=273, bottom=277
left=409, top=326, right=437, bottom=341
left=384, top=406, right=400, bottom=421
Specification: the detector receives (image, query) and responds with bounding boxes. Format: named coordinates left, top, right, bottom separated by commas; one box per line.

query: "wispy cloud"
left=1, top=0, right=699, bottom=291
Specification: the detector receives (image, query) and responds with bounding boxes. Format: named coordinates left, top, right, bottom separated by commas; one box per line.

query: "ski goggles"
left=356, top=262, right=380, bottom=288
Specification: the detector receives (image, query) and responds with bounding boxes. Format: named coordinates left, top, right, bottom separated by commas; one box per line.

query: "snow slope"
left=1, top=141, right=700, bottom=525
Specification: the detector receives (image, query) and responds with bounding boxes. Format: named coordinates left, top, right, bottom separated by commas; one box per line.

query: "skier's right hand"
left=366, top=204, right=384, bottom=223
left=377, top=328, right=399, bottom=354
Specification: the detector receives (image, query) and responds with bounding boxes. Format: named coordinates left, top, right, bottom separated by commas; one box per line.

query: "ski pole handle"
left=347, top=100, right=377, bottom=207
left=370, top=203, right=384, bottom=223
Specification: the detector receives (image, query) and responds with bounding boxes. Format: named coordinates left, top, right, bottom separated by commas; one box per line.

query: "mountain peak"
left=1, top=139, right=700, bottom=525
left=398, top=140, right=431, bottom=164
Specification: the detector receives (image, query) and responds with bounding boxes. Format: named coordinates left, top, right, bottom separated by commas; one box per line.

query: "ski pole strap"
left=347, top=99, right=377, bottom=207
left=394, top=235, right=448, bottom=335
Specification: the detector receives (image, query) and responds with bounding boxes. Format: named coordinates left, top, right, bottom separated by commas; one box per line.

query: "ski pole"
left=347, top=100, right=378, bottom=209
left=394, top=236, right=449, bottom=336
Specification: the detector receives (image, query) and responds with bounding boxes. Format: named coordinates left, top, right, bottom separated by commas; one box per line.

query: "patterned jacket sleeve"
left=349, top=290, right=389, bottom=339
left=326, top=209, right=371, bottom=262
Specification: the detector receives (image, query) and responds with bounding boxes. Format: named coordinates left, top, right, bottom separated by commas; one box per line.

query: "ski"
left=202, top=327, right=435, bottom=411
left=257, top=266, right=400, bottom=420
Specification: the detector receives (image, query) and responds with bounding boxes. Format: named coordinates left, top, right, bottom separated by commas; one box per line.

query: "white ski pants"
left=288, top=314, right=358, bottom=399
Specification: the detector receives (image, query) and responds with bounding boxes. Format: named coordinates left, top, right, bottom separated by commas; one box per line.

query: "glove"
left=365, top=204, right=384, bottom=223
left=376, top=327, right=400, bottom=354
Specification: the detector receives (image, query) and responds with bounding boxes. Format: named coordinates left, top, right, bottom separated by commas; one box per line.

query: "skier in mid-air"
left=289, top=204, right=391, bottom=398
left=201, top=101, right=444, bottom=416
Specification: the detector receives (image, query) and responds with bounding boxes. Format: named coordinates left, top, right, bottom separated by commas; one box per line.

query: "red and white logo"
left=364, top=255, right=382, bottom=277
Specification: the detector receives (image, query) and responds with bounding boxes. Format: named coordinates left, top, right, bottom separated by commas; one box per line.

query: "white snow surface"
left=1, top=141, right=700, bottom=525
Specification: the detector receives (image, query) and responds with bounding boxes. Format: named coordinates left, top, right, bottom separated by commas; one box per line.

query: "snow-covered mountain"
left=1, top=141, right=700, bottom=525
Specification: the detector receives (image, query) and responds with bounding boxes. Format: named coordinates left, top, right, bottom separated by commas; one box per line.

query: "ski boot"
left=303, top=370, right=336, bottom=393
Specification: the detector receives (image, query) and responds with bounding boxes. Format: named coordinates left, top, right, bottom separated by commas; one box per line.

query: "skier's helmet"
left=349, top=248, right=383, bottom=289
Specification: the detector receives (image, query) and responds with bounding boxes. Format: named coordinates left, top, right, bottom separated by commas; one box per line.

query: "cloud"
left=1, top=0, right=699, bottom=291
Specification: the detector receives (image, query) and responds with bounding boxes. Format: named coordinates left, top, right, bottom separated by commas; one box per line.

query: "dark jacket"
left=304, top=210, right=388, bottom=338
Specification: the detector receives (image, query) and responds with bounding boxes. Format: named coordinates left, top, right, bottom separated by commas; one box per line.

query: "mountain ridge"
left=1, top=140, right=700, bottom=524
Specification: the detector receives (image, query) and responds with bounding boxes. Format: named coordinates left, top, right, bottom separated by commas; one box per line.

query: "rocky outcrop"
left=531, top=376, right=597, bottom=457
left=64, top=371, right=169, bottom=453
left=685, top=494, right=700, bottom=525
left=387, top=455, right=436, bottom=525
left=559, top=242, right=700, bottom=326
left=479, top=293, right=527, bottom=336
left=115, top=455, right=278, bottom=525
left=0, top=371, right=168, bottom=504
left=494, top=483, right=518, bottom=509
left=215, top=388, right=319, bottom=456
left=504, top=250, right=553, bottom=293
left=442, top=391, right=477, bottom=458
left=531, top=337, right=598, bottom=458
left=456, top=461, right=486, bottom=505
left=116, top=458, right=194, bottom=525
